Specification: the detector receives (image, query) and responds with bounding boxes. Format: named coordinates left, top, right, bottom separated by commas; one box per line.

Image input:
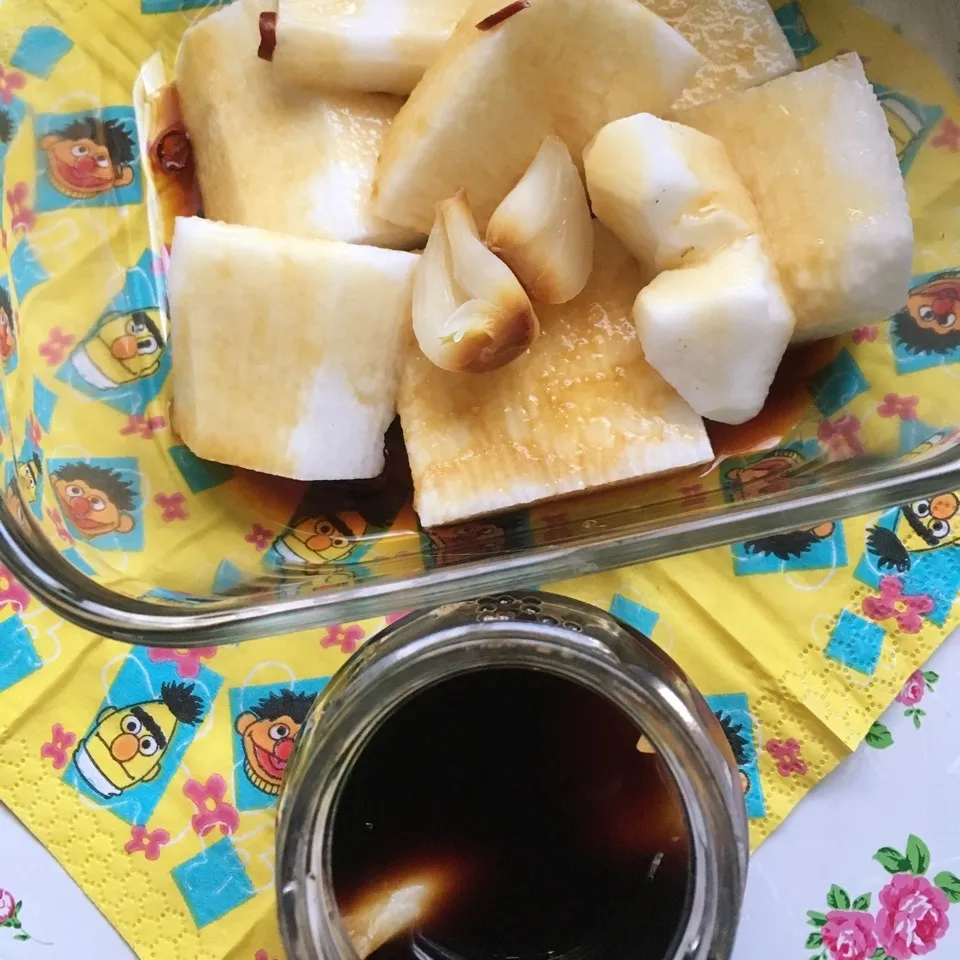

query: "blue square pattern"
left=733, top=523, right=848, bottom=576
left=60, top=546, right=98, bottom=577
left=10, top=241, right=49, bottom=303
left=825, top=610, right=886, bottom=676
left=11, top=26, right=74, bottom=78
left=774, top=1, right=820, bottom=57
left=142, top=0, right=226, bottom=11
left=169, top=444, right=234, bottom=494
left=212, top=559, right=244, bottom=594
left=0, top=614, right=41, bottom=693
left=47, top=456, right=144, bottom=552
left=902, top=550, right=960, bottom=628
left=900, top=420, right=943, bottom=455
left=229, top=679, right=329, bottom=811
left=807, top=349, right=870, bottom=418
left=34, top=108, right=143, bottom=212
left=171, top=837, right=255, bottom=928
left=32, top=376, right=58, bottom=431
left=62, top=646, right=223, bottom=825
left=705, top=693, right=766, bottom=820
left=609, top=593, right=660, bottom=638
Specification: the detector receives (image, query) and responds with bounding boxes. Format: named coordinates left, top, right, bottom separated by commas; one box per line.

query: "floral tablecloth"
left=2, top=623, right=958, bottom=960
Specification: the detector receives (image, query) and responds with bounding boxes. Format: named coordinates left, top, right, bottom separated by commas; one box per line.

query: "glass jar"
left=275, top=592, right=749, bottom=960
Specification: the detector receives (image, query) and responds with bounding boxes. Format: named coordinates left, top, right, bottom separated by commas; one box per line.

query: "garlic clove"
left=413, top=190, right=538, bottom=373
left=486, top=136, right=594, bottom=304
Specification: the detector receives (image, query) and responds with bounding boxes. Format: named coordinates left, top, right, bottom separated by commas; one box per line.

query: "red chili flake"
left=154, top=127, right=192, bottom=173
left=476, top=0, right=530, bottom=30
left=258, top=11, right=278, bottom=60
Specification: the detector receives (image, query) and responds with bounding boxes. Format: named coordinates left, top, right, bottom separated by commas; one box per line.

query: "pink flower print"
left=27, top=412, right=42, bottom=446
left=124, top=825, right=170, bottom=861
left=0, top=562, right=30, bottom=613
left=40, top=723, right=76, bottom=770
left=932, top=117, right=960, bottom=152
left=384, top=610, right=411, bottom=626
left=0, top=888, right=15, bottom=923
left=822, top=910, right=879, bottom=960
left=896, top=670, right=926, bottom=707
left=876, top=874, right=950, bottom=958
left=254, top=952, right=277, bottom=960
left=120, top=414, right=166, bottom=439
left=38, top=327, right=76, bottom=366
left=862, top=576, right=934, bottom=634
left=818, top=414, right=864, bottom=459
left=245, top=523, right=274, bottom=551
left=851, top=326, right=877, bottom=344
left=877, top=393, right=919, bottom=421
left=321, top=622, right=365, bottom=655
left=147, top=646, right=217, bottom=680
left=765, top=737, right=808, bottom=777
left=0, top=66, right=25, bottom=106
left=184, top=774, right=239, bottom=838
left=155, top=492, right=188, bottom=522
left=6, top=182, right=35, bottom=234
left=47, top=507, right=75, bottom=545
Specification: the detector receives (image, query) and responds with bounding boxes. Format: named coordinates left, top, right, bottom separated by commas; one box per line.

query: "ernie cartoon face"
left=891, top=274, right=960, bottom=358
left=39, top=118, right=136, bottom=200
left=0, top=287, right=16, bottom=366
left=73, top=681, right=203, bottom=798
left=53, top=462, right=136, bottom=539
left=235, top=690, right=316, bottom=796
left=71, top=309, right=166, bottom=390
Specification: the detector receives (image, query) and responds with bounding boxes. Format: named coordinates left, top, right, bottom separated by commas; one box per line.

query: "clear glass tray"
left=0, top=0, right=958, bottom=646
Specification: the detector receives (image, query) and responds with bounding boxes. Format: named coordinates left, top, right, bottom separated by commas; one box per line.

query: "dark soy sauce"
left=331, top=669, right=692, bottom=960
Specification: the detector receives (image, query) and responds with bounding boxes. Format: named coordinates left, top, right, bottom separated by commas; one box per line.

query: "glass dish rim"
left=0, top=443, right=957, bottom=648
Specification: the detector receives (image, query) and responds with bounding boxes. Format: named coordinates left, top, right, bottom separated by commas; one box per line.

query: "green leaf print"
left=807, top=910, right=828, bottom=927
left=865, top=721, right=894, bottom=749
left=852, top=893, right=872, bottom=911
left=923, top=671, right=939, bottom=687
left=874, top=847, right=910, bottom=874
left=805, top=932, right=824, bottom=949
left=827, top=885, right=851, bottom=909
left=934, top=871, right=960, bottom=903
left=907, top=835, right=930, bottom=875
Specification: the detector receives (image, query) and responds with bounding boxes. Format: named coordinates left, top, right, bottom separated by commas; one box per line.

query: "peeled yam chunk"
left=486, top=135, right=594, bottom=304
left=399, top=224, right=714, bottom=527
left=373, top=0, right=704, bottom=234
left=413, top=191, right=539, bottom=373
left=269, top=0, right=473, bottom=95
left=679, top=54, right=913, bottom=343
left=168, top=217, right=418, bottom=481
left=633, top=236, right=795, bottom=425
left=176, top=0, right=420, bottom=248
left=644, top=0, right=796, bottom=109
left=584, top=113, right=760, bottom=273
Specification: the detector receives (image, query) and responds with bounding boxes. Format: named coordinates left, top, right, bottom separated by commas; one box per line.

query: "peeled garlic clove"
left=486, top=136, right=594, bottom=304
left=413, top=191, right=538, bottom=373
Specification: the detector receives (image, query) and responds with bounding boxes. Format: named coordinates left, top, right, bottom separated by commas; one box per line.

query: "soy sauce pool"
left=331, top=669, right=692, bottom=960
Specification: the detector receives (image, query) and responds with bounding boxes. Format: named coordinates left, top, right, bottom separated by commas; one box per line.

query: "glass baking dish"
left=0, top=0, right=958, bottom=647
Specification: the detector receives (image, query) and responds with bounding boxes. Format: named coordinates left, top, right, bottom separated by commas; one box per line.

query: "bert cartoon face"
left=235, top=690, right=316, bottom=796
left=892, top=274, right=960, bottom=357
left=53, top=462, right=136, bottom=539
left=16, top=455, right=42, bottom=505
left=900, top=493, right=960, bottom=553
left=72, top=681, right=203, bottom=798
left=73, top=310, right=166, bottom=389
left=274, top=512, right=367, bottom=566
left=0, top=288, right=15, bottom=364
left=39, top=118, right=136, bottom=200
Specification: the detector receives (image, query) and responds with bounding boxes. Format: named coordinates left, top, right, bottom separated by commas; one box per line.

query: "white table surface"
left=2, top=627, right=959, bottom=960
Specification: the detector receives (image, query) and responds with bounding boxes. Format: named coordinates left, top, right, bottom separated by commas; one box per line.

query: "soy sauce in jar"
left=331, top=668, right=692, bottom=960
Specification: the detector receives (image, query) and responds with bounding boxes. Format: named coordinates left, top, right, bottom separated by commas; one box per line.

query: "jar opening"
left=328, top=666, right=694, bottom=960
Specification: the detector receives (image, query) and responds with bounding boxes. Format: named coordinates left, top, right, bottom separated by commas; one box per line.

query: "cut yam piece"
left=373, top=0, right=704, bottom=234
left=633, top=236, right=795, bottom=425
left=270, top=0, right=473, bottom=95
left=644, top=0, right=796, bottom=109
left=584, top=113, right=760, bottom=274
left=678, top=54, right=913, bottom=343
left=168, top=217, right=418, bottom=481
left=175, top=0, right=420, bottom=248
left=398, top=223, right=714, bottom=527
